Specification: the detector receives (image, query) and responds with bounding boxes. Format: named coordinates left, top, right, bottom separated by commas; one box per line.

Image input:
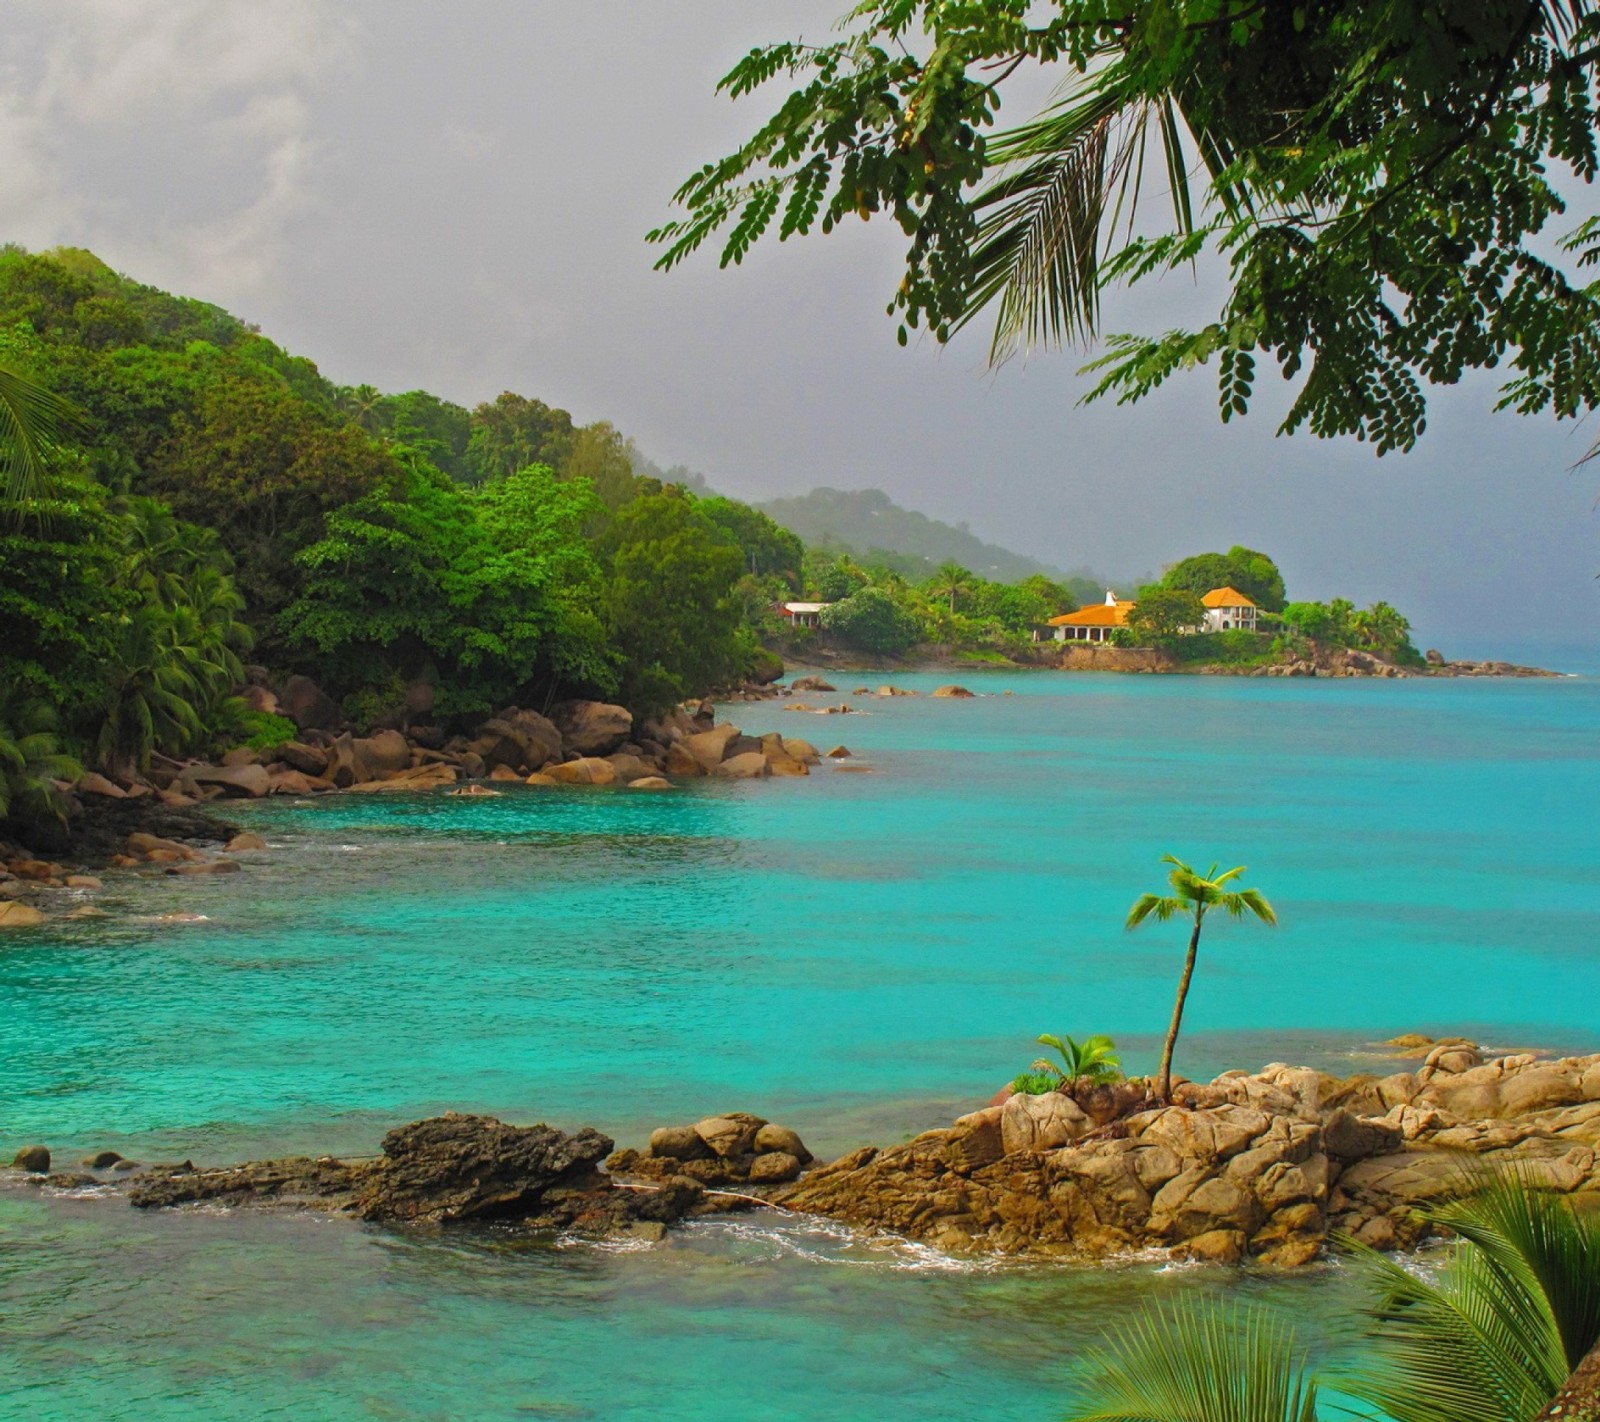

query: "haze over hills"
left=756, top=486, right=1110, bottom=589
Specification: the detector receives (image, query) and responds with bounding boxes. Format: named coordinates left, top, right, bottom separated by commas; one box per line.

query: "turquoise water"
left=3, top=670, right=1597, bottom=1419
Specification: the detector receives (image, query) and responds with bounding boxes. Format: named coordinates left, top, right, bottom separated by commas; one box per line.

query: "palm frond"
left=1126, top=892, right=1184, bottom=928
left=1063, top=1299, right=1321, bottom=1422
left=0, top=363, right=86, bottom=507
left=1343, top=1173, right=1600, bottom=1422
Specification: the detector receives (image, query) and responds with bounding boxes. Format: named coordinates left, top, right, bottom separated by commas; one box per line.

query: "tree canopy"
left=1159, top=546, right=1286, bottom=612
left=652, top=1, right=1600, bottom=453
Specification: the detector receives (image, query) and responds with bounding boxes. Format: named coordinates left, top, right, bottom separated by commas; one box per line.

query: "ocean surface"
left=3, top=669, right=1598, bottom=1420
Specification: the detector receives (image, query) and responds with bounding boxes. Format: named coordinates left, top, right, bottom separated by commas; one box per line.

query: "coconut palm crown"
left=1126, top=855, right=1276, bottom=1104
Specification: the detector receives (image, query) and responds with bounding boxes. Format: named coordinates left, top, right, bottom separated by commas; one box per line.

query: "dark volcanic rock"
left=352, top=1113, right=614, bottom=1223
left=123, top=1113, right=702, bottom=1238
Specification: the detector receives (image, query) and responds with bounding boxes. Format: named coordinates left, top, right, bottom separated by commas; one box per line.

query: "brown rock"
left=606, top=753, right=654, bottom=783
left=647, top=1126, right=710, bottom=1161
left=0, top=901, right=47, bottom=928
left=716, top=752, right=770, bottom=779
left=748, top=1151, right=803, bottom=1184
left=184, top=764, right=271, bottom=799
left=11, top=1145, right=50, bottom=1172
left=225, top=833, right=268, bottom=852
left=766, top=755, right=809, bottom=776
left=550, top=701, right=634, bottom=757
left=1000, top=1090, right=1091, bottom=1155
left=694, top=1114, right=764, bottom=1159
left=790, top=676, right=836, bottom=692
left=825, top=745, right=852, bottom=758
left=353, top=729, right=411, bottom=778
left=279, top=675, right=342, bottom=733
left=267, top=769, right=323, bottom=796
left=64, top=874, right=103, bottom=889
left=220, top=747, right=260, bottom=768
left=166, top=859, right=243, bottom=876
left=76, top=771, right=127, bottom=799
left=752, top=1124, right=812, bottom=1162
left=544, top=757, right=619, bottom=786
left=1322, top=1108, right=1403, bottom=1162
left=627, top=777, right=674, bottom=790
left=781, top=738, right=820, bottom=763
left=683, top=724, right=740, bottom=771
left=277, top=741, right=330, bottom=776
left=523, top=773, right=558, bottom=787
left=664, top=742, right=707, bottom=777
left=931, top=685, right=975, bottom=698
left=946, top=1107, right=1005, bottom=1171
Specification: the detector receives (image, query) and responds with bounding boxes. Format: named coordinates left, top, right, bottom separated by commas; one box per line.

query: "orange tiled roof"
left=1048, top=601, right=1135, bottom=627
left=1201, top=586, right=1257, bottom=609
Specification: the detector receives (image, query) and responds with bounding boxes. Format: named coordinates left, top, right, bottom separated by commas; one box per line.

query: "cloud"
left=0, top=0, right=354, bottom=300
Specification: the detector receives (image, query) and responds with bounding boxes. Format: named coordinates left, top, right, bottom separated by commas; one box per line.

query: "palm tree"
left=928, top=561, right=974, bottom=614
left=1126, top=856, right=1276, bottom=1104
left=1349, top=1172, right=1600, bottom=1422
left=1063, top=1298, right=1321, bottom=1422
left=1061, top=1176, right=1600, bottom=1422
left=0, top=690, right=80, bottom=830
left=0, top=362, right=84, bottom=509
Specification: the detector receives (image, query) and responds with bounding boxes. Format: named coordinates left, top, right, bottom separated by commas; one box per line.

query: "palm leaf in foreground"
left=1344, top=1173, right=1600, bottom=1422
left=1063, top=1300, right=1320, bottom=1422
left=0, top=363, right=84, bottom=507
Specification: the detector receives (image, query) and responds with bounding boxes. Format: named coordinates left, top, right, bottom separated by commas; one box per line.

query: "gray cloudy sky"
left=3, top=0, right=1598, bottom=663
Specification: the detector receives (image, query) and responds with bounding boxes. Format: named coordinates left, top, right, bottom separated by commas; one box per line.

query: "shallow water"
left=3, top=670, right=1596, bottom=1419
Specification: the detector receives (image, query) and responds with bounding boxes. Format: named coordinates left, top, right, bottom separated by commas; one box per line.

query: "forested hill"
left=758, top=486, right=1077, bottom=586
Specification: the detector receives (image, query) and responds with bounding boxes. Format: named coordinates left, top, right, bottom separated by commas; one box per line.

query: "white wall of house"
left=1202, top=606, right=1258, bottom=633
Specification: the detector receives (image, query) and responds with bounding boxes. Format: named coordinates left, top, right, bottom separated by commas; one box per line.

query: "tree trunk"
left=1156, top=911, right=1204, bottom=1104
left=1536, top=1337, right=1600, bottom=1422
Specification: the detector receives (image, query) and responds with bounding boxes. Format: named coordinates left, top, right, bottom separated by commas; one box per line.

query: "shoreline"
left=8, top=1036, right=1598, bottom=1270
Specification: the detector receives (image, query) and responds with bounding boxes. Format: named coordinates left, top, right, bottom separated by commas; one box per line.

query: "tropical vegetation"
left=1126, top=856, right=1277, bottom=1103
left=1062, top=1172, right=1600, bottom=1422
left=1034, top=1032, right=1123, bottom=1090
left=653, top=1, right=1600, bottom=458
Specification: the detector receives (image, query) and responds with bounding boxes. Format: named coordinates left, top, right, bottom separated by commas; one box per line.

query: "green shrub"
left=1010, top=1070, right=1060, bottom=1095
left=1036, top=1032, right=1123, bottom=1086
left=235, top=709, right=297, bottom=751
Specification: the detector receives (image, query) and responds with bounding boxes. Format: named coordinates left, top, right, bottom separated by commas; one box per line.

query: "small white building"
left=1037, top=590, right=1134, bottom=643
left=780, top=601, right=832, bottom=629
left=1200, top=587, right=1259, bottom=632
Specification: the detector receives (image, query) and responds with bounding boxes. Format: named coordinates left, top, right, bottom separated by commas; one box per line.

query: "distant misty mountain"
left=757, top=486, right=1076, bottom=584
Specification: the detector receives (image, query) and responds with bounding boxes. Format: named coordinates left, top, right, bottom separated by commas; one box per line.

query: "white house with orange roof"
left=1199, top=587, right=1259, bottom=632
left=1039, top=590, right=1134, bottom=643
left=1034, top=585, right=1261, bottom=641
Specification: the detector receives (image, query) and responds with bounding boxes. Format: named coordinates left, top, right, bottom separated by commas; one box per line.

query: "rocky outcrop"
left=607, top=1112, right=814, bottom=1189
left=550, top=701, right=633, bottom=756
left=776, top=1047, right=1600, bottom=1265
left=122, top=1113, right=710, bottom=1239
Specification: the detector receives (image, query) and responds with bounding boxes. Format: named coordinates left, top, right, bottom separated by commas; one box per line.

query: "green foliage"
left=1127, top=586, right=1207, bottom=638
left=819, top=585, right=923, bottom=656
left=805, top=548, right=871, bottom=601
left=0, top=690, right=80, bottom=832
left=1059, top=1175, right=1600, bottom=1422
left=602, top=490, right=748, bottom=712
left=283, top=459, right=616, bottom=714
left=1127, top=855, right=1276, bottom=1102
left=1009, top=1070, right=1060, bottom=1096
left=1160, top=548, right=1286, bottom=613
left=1159, top=629, right=1273, bottom=665
left=234, top=710, right=297, bottom=752
left=1035, top=1033, right=1122, bottom=1087
left=1281, top=598, right=1421, bottom=662
left=1062, top=1298, right=1321, bottom=1422
left=1347, top=1171, right=1600, bottom=1422
left=464, top=391, right=575, bottom=484
left=655, top=3, right=1600, bottom=455
left=699, top=495, right=805, bottom=582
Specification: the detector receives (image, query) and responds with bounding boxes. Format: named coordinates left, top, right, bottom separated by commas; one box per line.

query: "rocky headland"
left=0, top=682, right=838, bottom=904
left=9, top=1041, right=1600, bottom=1269
left=774, top=1040, right=1600, bottom=1265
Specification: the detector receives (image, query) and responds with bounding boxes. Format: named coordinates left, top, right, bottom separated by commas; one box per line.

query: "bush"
left=818, top=586, right=921, bottom=655
left=237, top=710, right=297, bottom=751
left=1010, top=1070, right=1060, bottom=1095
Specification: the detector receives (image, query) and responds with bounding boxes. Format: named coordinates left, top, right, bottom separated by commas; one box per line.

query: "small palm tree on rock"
left=1126, top=855, right=1276, bottom=1104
